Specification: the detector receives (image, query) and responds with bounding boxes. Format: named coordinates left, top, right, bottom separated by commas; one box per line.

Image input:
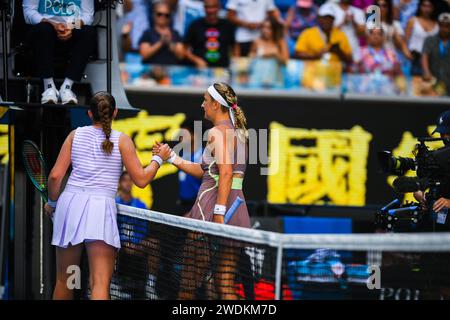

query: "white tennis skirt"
left=51, top=184, right=121, bottom=249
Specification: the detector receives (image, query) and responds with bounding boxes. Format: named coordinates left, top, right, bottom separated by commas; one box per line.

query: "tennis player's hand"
left=213, top=214, right=224, bottom=224
left=44, top=203, right=55, bottom=218
left=152, top=142, right=161, bottom=156
left=433, top=197, right=450, bottom=212
left=154, top=143, right=172, bottom=161
left=152, top=141, right=166, bottom=156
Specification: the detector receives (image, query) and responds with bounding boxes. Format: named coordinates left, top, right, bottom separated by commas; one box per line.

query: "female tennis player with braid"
left=154, top=82, right=250, bottom=300
left=44, top=91, right=170, bottom=300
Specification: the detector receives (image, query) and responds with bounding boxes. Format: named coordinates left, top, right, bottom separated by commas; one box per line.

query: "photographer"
left=414, top=110, right=450, bottom=223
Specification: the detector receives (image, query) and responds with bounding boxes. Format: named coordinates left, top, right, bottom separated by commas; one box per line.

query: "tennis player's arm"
left=120, top=134, right=160, bottom=188
left=48, top=130, right=75, bottom=201
left=152, top=142, right=204, bottom=178
left=169, top=153, right=204, bottom=179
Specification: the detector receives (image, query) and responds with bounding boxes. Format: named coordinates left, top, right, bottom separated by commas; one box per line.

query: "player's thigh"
left=85, top=240, right=117, bottom=282
left=55, top=243, right=84, bottom=279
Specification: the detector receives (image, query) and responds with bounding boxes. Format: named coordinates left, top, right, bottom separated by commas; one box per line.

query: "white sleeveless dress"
left=51, top=126, right=123, bottom=249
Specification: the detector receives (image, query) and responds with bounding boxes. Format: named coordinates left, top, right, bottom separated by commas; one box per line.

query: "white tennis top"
left=67, top=126, right=123, bottom=192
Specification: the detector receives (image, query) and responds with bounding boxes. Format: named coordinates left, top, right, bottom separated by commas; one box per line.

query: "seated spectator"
left=226, top=0, right=279, bottom=56
left=173, top=0, right=205, bottom=37
left=139, top=1, right=184, bottom=65
left=320, top=0, right=366, bottom=62
left=143, top=0, right=178, bottom=29
left=119, top=0, right=150, bottom=56
left=116, top=171, right=148, bottom=209
left=405, top=0, right=438, bottom=75
left=393, top=0, right=419, bottom=29
left=249, top=17, right=289, bottom=65
left=23, top=0, right=96, bottom=104
left=294, top=5, right=353, bottom=64
left=422, top=12, right=450, bottom=95
left=375, top=0, right=413, bottom=59
left=285, top=0, right=318, bottom=55
left=184, top=0, right=237, bottom=68
left=358, top=28, right=402, bottom=77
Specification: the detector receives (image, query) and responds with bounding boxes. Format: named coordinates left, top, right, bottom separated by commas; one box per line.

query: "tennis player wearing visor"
left=153, top=82, right=251, bottom=299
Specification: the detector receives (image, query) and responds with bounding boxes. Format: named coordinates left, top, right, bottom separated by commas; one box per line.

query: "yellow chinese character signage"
left=0, top=124, right=8, bottom=165
left=268, top=122, right=372, bottom=205
left=113, top=111, right=185, bottom=208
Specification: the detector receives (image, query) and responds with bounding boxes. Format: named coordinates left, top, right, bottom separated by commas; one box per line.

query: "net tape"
left=117, top=204, right=450, bottom=252
left=109, top=205, right=450, bottom=300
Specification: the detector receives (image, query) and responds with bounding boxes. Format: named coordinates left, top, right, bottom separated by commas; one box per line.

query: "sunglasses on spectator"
left=156, top=12, right=170, bottom=18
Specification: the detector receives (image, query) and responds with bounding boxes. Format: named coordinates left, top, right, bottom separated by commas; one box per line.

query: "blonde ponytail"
left=213, top=82, right=249, bottom=142
left=232, top=105, right=248, bottom=143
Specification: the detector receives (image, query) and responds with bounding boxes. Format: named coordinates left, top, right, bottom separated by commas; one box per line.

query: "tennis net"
left=110, top=204, right=450, bottom=300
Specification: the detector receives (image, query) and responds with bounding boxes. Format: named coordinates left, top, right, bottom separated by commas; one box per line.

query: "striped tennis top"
left=67, top=126, right=123, bottom=192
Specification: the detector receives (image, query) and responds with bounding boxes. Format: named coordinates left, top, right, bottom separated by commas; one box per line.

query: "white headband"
left=207, top=85, right=236, bottom=127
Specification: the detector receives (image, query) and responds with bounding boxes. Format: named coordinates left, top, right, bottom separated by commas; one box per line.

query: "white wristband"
left=167, top=151, right=177, bottom=164
left=213, top=204, right=226, bottom=216
left=48, top=199, right=58, bottom=208
left=152, top=155, right=163, bottom=167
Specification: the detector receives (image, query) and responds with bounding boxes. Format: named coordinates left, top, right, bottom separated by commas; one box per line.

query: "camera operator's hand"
left=433, top=197, right=450, bottom=212
left=413, top=191, right=428, bottom=209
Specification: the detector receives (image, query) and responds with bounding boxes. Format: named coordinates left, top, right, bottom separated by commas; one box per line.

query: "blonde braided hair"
left=213, top=82, right=249, bottom=142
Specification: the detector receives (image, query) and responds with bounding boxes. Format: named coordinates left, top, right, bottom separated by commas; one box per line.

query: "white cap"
left=438, top=12, right=450, bottom=23
left=318, top=5, right=336, bottom=18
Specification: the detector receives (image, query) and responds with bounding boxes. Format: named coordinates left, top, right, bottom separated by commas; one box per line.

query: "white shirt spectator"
left=226, top=0, right=276, bottom=43
left=23, top=0, right=94, bottom=26
left=173, top=0, right=205, bottom=37
left=407, top=17, right=439, bottom=53
left=320, top=2, right=365, bottom=62
left=381, top=20, right=404, bottom=51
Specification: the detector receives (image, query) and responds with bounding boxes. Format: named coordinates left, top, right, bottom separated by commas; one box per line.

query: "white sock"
left=43, top=78, right=55, bottom=90
left=61, top=78, right=74, bottom=91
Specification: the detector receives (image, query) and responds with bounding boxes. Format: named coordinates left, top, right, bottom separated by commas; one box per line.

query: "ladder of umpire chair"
left=83, top=8, right=138, bottom=111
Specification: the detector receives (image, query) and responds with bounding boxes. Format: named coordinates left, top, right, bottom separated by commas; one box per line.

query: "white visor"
left=207, top=85, right=236, bottom=127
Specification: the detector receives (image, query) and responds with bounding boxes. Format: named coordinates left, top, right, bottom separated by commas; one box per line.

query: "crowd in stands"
left=21, top=0, right=450, bottom=102
left=115, top=0, right=450, bottom=94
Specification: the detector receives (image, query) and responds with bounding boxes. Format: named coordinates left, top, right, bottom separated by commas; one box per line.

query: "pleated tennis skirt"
left=51, top=184, right=121, bottom=249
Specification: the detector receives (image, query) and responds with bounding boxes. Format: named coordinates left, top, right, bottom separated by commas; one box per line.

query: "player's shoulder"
left=211, top=123, right=231, bottom=135
left=118, top=132, right=134, bottom=149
